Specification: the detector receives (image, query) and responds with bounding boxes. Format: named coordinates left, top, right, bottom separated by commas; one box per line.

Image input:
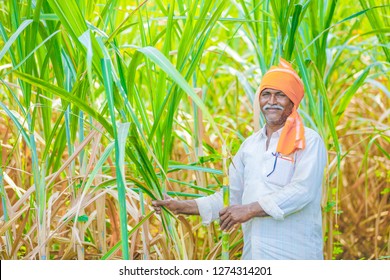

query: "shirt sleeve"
left=258, top=133, right=327, bottom=220
left=195, top=145, right=245, bottom=225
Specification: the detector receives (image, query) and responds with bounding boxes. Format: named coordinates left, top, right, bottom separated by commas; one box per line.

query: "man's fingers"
left=152, top=200, right=168, bottom=215
left=151, top=204, right=161, bottom=214
left=226, top=220, right=236, bottom=231
left=219, top=206, right=242, bottom=231
left=219, top=207, right=228, bottom=216
left=221, top=216, right=237, bottom=231
left=152, top=194, right=173, bottom=212
left=219, top=206, right=233, bottom=221
left=152, top=198, right=179, bottom=215
left=219, top=207, right=231, bottom=230
left=220, top=215, right=231, bottom=230
left=221, top=220, right=235, bottom=231
left=152, top=200, right=168, bottom=207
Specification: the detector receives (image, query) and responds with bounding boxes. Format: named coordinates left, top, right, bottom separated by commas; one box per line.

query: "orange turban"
left=253, top=58, right=305, bottom=155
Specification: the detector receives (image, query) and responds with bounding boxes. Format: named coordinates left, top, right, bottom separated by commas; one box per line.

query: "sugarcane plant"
left=221, top=144, right=230, bottom=260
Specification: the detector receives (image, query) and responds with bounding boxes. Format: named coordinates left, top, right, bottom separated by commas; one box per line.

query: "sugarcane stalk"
left=139, top=189, right=149, bottom=260
left=0, top=142, right=12, bottom=256
left=221, top=145, right=229, bottom=260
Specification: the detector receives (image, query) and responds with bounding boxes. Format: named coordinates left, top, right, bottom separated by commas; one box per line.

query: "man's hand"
left=152, top=194, right=200, bottom=215
left=152, top=194, right=181, bottom=214
left=219, top=202, right=266, bottom=231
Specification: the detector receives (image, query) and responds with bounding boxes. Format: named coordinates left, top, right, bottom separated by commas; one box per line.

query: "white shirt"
left=195, top=126, right=327, bottom=260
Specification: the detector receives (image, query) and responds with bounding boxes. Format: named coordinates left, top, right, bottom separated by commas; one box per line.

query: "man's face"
left=259, top=88, right=294, bottom=127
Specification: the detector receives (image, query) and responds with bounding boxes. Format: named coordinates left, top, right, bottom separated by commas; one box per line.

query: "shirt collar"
left=259, top=125, right=284, bottom=139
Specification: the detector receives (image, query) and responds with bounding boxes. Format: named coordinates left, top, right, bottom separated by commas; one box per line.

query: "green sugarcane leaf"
left=0, top=19, right=32, bottom=61
left=14, top=71, right=113, bottom=136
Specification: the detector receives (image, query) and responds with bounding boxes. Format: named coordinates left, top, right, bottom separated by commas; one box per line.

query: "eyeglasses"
left=266, top=152, right=294, bottom=177
left=266, top=152, right=279, bottom=177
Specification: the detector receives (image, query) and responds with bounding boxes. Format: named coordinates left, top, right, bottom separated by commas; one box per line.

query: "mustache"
left=263, top=104, right=284, bottom=110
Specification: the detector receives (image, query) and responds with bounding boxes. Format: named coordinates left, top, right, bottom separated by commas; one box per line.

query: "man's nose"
left=268, top=93, right=277, bottom=104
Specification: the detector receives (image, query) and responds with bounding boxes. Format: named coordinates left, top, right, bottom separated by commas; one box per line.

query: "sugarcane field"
left=0, top=0, right=389, bottom=262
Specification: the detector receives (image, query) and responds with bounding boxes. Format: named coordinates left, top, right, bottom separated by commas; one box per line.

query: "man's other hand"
left=219, top=202, right=264, bottom=231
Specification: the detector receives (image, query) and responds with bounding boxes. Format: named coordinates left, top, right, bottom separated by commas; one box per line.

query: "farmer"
left=152, top=59, right=327, bottom=260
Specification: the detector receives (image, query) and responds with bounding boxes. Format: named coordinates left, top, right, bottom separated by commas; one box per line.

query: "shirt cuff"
left=258, top=196, right=285, bottom=220
left=195, top=197, right=213, bottom=225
